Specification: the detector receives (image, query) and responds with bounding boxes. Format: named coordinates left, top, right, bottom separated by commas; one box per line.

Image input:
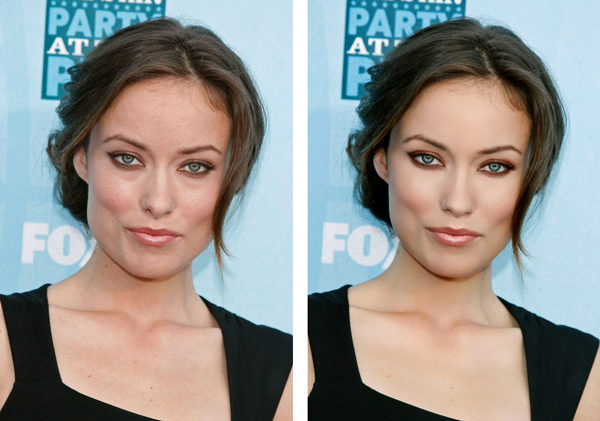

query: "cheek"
left=388, top=162, right=438, bottom=224
left=482, top=190, right=517, bottom=243
left=479, top=179, right=520, bottom=235
left=86, top=171, right=138, bottom=228
left=179, top=182, right=223, bottom=230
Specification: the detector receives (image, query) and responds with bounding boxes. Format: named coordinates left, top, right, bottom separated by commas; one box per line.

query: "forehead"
left=91, top=78, right=231, bottom=153
left=394, top=80, right=531, bottom=154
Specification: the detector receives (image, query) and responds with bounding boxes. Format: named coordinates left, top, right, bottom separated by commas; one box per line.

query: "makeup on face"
left=425, top=227, right=482, bottom=247
left=377, top=79, right=531, bottom=279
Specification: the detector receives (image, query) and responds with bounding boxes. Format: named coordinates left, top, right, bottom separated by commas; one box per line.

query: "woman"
left=0, top=18, right=291, bottom=421
left=308, top=18, right=599, bottom=420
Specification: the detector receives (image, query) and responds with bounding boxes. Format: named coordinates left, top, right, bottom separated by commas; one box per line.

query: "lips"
left=426, top=227, right=481, bottom=246
left=126, top=227, right=181, bottom=246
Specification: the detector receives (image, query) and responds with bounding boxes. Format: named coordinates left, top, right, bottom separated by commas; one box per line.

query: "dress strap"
left=308, top=285, right=362, bottom=383
left=500, top=298, right=599, bottom=421
left=202, top=297, right=292, bottom=421
left=0, top=284, right=61, bottom=383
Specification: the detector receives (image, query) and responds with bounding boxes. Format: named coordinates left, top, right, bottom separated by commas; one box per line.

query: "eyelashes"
left=413, top=153, right=441, bottom=166
left=407, top=152, right=515, bottom=175
left=481, top=162, right=513, bottom=174
left=182, top=162, right=210, bottom=174
left=112, top=153, right=140, bottom=166
left=107, top=152, right=214, bottom=176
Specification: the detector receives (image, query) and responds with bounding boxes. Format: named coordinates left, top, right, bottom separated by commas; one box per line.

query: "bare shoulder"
left=273, top=368, right=292, bottom=421
left=0, top=299, right=15, bottom=408
left=574, top=348, right=600, bottom=421
left=347, top=277, right=388, bottom=310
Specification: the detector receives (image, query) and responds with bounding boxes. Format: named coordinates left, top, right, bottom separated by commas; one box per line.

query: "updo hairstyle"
left=46, top=18, right=266, bottom=269
left=347, top=17, right=566, bottom=268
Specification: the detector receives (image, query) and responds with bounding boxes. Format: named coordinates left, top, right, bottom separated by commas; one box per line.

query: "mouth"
left=126, top=227, right=182, bottom=246
left=426, top=227, right=482, bottom=247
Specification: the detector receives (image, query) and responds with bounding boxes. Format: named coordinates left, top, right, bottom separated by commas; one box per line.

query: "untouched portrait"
left=308, top=9, right=600, bottom=421
left=0, top=1, right=292, bottom=420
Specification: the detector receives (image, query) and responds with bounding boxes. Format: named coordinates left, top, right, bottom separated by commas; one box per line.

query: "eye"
left=413, top=154, right=441, bottom=166
left=113, top=154, right=140, bottom=165
left=481, top=162, right=511, bottom=174
left=181, top=162, right=210, bottom=174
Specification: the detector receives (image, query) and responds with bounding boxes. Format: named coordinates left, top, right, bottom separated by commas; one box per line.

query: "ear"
left=73, top=147, right=89, bottom=184
left=373, top=147, right=389, bottom=183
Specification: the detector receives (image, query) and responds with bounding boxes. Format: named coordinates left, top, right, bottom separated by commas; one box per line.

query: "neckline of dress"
left=38, top=283, right=234, bottom=421
left=338, top=284, right=534, bottom=420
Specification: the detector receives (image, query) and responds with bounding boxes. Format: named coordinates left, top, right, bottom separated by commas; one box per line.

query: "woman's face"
left=74, top=78, right=230, bottom=279
left=374, top=80, right=531, bottom=279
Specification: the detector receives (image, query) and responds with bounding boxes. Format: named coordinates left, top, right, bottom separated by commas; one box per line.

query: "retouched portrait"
left=308, top=1, right=600, bottom=420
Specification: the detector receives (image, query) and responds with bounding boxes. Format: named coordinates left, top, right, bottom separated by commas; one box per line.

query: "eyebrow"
left=102, top=134, right=223, bottom=155
left=401, top=134, right=522, bottom=155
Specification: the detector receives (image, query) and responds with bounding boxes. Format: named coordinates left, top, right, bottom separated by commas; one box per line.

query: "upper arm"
left=574, top=347, right=600, bottom=421
left=308, top=337, right=314, bottom=395
left=272, top=368, right=292, bottom=421
left=0, top=300, right=15, bottom=408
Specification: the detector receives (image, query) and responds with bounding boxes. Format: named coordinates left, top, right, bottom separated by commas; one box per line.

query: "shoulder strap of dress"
left=500, top=298, right=599, bottom=421
left=0, top=284, right=61, bottom=383
left=201, top=297, right=292, bottom=421
left=308, top=285, right=362, bottom=383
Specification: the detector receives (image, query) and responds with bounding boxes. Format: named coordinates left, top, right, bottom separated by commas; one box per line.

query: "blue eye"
left=482, top=162, right=509, bottom=173
left=182, top=162, right=208, bottom=173
left=115, top=154, right=139, bottom=165
left=414, top=154, right=440, bottom=165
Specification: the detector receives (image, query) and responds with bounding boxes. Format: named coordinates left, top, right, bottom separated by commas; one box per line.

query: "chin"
left=414, top=251, right=491, bottom=281
left=100, top=245, right=193, bottom=280
left=122, top=258, right=189, bottom=280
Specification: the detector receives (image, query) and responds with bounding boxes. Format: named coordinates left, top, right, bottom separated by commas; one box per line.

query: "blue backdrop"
left=309, top=0, right=600, bottom=338
left=0, top=0, right=292, bottom=333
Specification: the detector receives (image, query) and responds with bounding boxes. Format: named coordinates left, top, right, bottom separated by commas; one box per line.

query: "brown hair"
left=347, top=18, right=565, bottom=270
left=46, top=18, right=266, bottom=271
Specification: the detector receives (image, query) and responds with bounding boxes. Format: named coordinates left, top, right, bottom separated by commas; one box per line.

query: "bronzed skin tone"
left=308, top=80, right=600, bottom=420
left=0, top=78, right=292, bottom=420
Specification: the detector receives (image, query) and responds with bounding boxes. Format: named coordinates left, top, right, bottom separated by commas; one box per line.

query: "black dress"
left=0, top=284, right=292, bottom=421
left=309, top=285, right=599, bottom=420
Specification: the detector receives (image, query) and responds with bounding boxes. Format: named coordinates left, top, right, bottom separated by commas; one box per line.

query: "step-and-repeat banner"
left=309, top=0, right=600, bottom=337
left=0, top=0, right=292, bottom=333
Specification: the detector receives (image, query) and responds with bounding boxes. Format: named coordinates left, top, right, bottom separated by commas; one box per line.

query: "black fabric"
left=308, top=285, right=599, bottom=421
left=201, top=298, right=292, bottom=421
left=0, top=284, right=291, bottom=421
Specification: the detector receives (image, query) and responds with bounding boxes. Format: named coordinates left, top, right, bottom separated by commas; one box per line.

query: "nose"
left=140, top=168, right=175, bottom=219
left=440, top=168, right=475, bottom=217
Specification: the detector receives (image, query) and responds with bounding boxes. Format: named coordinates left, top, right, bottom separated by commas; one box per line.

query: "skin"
left=0, top=77, right=292, bottom=420
left=308, top=79, right=600, bottom=420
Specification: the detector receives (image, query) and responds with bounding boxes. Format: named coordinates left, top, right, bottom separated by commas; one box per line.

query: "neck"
left=63, top=244, right=206, bottom=327
left=359, top=245, right=506, bottom=328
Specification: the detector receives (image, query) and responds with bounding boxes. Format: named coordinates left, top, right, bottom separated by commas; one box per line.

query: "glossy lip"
left=426, top=227, right=482, bottom=246
left=126, top=227, right=182, bottom=246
